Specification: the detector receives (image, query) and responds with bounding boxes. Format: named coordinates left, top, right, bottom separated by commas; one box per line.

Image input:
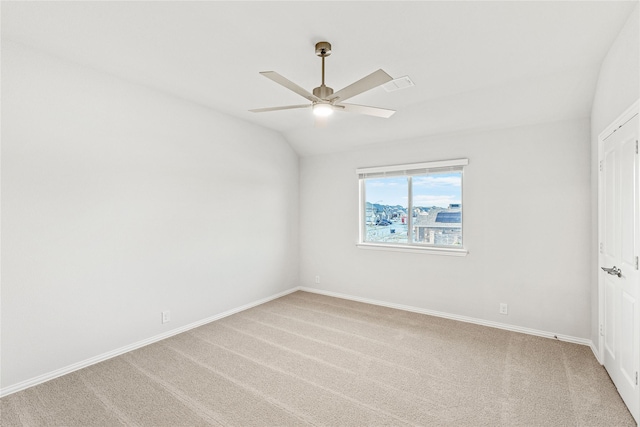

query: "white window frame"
left=356, top=158, right=468, bottom=256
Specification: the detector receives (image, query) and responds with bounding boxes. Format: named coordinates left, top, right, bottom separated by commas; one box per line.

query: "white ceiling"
left=2, top=1, right=637, bottom=156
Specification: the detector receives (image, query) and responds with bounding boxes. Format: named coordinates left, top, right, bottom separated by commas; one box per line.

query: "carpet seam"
left=159, top=340, right=320, bottom=427
left=190, top=328, right=419, bottom=426
left=122, top=354, right=226, bottom=427
left=252, top=304, right=468, bottom=389
left=235, top=311, right=422, bottom=374
left=499, top=334, right=514, bottom=426
left=255, top=303, right=445, bottom=361
left=560, top=346, right=583, bottom=426
left=216, top=319, right=454, bottom=413
left=77, top=372, right=139, bottom=427
left=273, top=298, right=493, bottom=349
left=289, top=292, right=434, bottom=322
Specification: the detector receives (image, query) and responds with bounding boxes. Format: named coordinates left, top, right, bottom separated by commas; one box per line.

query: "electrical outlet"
left=315, top=275, right=320, bottom=284
left=162, top=310, right=170, bottom=324
left=499, top=303, right=508, bottom=315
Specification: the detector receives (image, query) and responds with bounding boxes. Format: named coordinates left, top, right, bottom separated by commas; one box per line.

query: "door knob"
left=601, top=266, right=622, bottom=277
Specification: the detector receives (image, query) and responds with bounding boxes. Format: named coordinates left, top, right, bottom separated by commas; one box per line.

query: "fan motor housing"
left=313, top=85, right=334, bottom=99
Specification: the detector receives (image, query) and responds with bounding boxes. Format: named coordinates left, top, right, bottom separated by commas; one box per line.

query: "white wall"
left=300, top=119, right=592, bottom=339
left=1, top=41, right=299, bottom=390
left=590, top=5, right=640, bottom=351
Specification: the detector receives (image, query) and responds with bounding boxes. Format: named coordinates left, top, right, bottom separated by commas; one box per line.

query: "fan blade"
left=249, top=104, right=311, bottom=113
left=327, top=69, right=393, bottom=103
left=338, top=103, right=396, bottom=118
left=260, top=71, right=321, bottom=102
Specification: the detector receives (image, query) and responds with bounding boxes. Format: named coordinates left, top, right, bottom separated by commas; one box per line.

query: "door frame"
left=597, top=98, right=639, bottom=363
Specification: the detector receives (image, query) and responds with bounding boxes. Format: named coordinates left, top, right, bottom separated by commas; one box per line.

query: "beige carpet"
left=1, top=291, right=635, bottom=426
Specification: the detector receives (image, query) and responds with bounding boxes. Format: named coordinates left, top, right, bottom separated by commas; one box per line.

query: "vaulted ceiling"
left=2, top=1, right=637, bottom=156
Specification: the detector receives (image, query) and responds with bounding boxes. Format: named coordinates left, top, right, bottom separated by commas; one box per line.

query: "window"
left=357, top=158, right=468, bottom=255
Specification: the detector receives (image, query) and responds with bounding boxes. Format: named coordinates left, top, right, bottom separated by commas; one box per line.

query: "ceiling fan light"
left=313, top=103, right=333, bottom=117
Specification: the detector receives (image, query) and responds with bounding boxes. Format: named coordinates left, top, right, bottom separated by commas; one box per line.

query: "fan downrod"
left=313, top=41, right=334, bottom=98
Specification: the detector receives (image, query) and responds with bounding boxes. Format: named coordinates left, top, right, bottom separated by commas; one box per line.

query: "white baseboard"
left=590, top=342, right=603, bottom=365
left=298, top=286, right=595, bottom=348
left=2, top=285, right=598, bottom=398
left=0, top=287, right=299, bottom=398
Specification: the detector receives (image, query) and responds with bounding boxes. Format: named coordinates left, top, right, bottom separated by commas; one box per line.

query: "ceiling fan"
left=249, top=41, right=396, bottom=121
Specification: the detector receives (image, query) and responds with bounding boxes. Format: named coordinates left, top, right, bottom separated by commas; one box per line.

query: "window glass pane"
left=411, top=172, right=462, bottom=246
left=364, top=177, right=409, bottom=244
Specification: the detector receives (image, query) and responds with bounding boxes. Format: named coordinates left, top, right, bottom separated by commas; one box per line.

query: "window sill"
left=356, top=243, right=468, bottom=256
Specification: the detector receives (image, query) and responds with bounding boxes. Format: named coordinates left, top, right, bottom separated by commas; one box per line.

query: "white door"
left=600, top=110, right=639, bottom=423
